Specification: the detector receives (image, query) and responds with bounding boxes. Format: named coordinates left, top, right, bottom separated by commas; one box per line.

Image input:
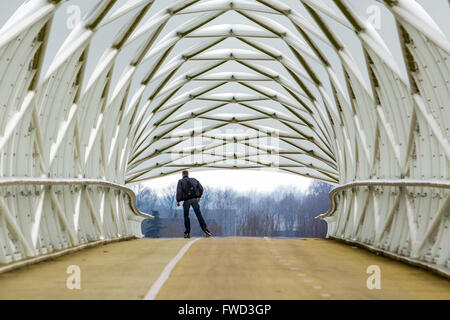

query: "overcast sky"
left=0, top=0, right=448, bottom=193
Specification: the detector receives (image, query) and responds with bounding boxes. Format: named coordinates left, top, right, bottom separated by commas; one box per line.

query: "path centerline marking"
left=144, top=238, right=201, bottom=300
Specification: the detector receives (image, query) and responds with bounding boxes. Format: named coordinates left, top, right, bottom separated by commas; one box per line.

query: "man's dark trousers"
left=183, top=198, right=207, bottom=233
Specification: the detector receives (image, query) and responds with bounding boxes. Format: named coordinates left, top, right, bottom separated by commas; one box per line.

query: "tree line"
left=135, top=180, right=333, bottom=238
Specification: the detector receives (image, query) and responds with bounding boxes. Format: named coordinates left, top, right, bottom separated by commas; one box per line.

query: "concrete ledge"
left=0, top=236, right=137, bottom=275
left=329, top=236, right=450, bottom=280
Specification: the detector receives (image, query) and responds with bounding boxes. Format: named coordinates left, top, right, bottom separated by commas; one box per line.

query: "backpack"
left=184, top=178, right=200, bottom=198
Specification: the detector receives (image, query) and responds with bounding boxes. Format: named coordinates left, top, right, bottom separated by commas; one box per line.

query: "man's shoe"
left=203, top=229, right=212, bottom=237
left=184, top=232, right=190, bottom=239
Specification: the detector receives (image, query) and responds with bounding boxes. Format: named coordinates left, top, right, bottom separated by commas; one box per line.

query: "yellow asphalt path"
left=156, top=237, right=450, bottom=300
left=0, top=238, right=187, bottom=299
left=0, top=237, right=448, bottom=299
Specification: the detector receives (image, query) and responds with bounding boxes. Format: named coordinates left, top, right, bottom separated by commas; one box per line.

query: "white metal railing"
left=317, top=180, right=450, bottom=276
left=316, top=179, right=450, bottom=219
left=0, top=178, right=152, bottom=265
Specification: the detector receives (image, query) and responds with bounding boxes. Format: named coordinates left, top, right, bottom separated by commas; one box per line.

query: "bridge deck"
left=0, top=238, right=448, bottom=300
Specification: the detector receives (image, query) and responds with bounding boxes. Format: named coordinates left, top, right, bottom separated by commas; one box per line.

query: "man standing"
left=176, top=170, right=212, bottom=238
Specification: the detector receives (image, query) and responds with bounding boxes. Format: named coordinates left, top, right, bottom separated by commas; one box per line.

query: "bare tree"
left=135, top=186, right=158, bottom=214
left=159, top=184, right=177, bottom=218
left=135, top=180, right=332, bottom=238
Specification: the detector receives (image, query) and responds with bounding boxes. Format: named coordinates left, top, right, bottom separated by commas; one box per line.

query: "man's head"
left=182, top=170, right=189, bottom=177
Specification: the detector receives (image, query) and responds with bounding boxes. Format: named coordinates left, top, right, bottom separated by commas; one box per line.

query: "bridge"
left=0, top=0, right=449, bottom=300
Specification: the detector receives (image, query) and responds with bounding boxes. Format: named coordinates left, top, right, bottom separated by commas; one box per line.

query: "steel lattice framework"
left=0, top=0, right=449, bottom=274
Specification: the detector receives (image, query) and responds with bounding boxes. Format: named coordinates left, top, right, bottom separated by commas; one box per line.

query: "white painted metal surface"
left=0, top=0, right=448, bottom=272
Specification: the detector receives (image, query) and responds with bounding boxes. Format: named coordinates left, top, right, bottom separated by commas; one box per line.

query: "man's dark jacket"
left=176, top=176, right=204, bottom=202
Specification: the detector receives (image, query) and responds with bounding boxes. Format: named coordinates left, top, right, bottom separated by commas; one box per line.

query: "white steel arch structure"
left=0, top=0, right=449, bottom=274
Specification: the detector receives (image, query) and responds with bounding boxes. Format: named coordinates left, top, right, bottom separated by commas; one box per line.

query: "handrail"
left=316, top=179, right=450, bottom=220
left=0, top=177, right=153, bottom=219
